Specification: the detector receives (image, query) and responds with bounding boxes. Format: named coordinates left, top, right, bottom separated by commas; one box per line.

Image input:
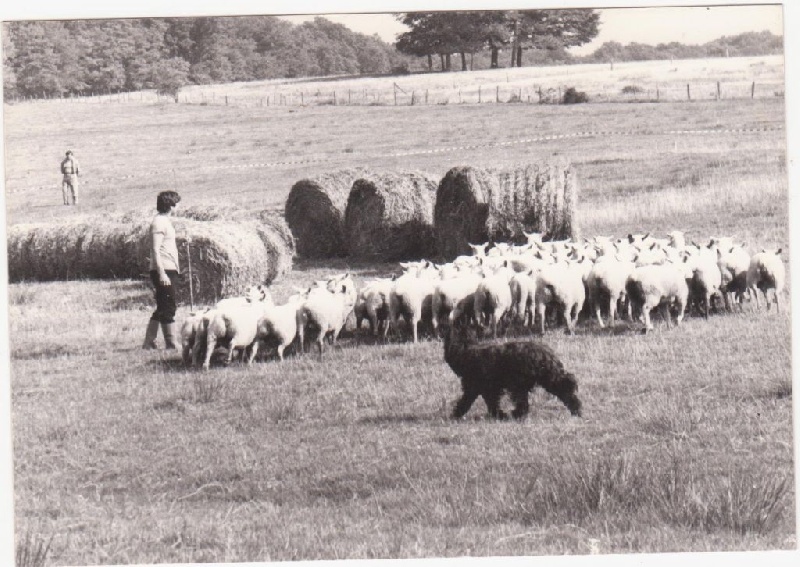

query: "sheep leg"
left=661, top=303, right=672, bottom=328
left=411, top=314, right=419, bottom=343
left=595, top=302, right=606, bottom=328
left=203, top=332, right=217, bottom=370
left=226, top=341, right=239, bottom=365
left=536, top=301, right=547, bottom=334
left=751, top=287, right=761, bottom=310
left=452, top=384, right=480, bottom=419
left=276, top=343, right=285, bottom=361
left=610, top=295, right=619, bottom=325
left=563, top=303, right=575, bottom=335
left=182, top=342, right=193, bottom=366
left=642, top=304, right=654, bottom=333
left=247, top=340, right=260, bottom=365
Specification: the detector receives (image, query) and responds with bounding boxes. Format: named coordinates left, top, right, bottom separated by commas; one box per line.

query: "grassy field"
left=2, top=56, right=795, bottom=564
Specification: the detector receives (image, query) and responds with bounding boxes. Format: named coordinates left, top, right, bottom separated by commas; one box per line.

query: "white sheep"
left=716, top=244, right=751, bottom=311
left=180, top=308, right=211, bottom=365
left=680, top=252, right=722, bottom=319
left=431, top=272, right=482, bottom=334
left=296, top=274, right=358, bottom=357
left=389, top=262, right=438, bottom=343
left=354, top=278, right=395, bottom=338
left=254, top=295, right=306, bottom=361
left=508, top=269, right=537, bottom=327
left=187, top=284, right=273, bottom=367
left=473, top=267, right=514, bottom=337
left=201, top=301, right=274, bottom=370
left=534, top=261, right=586, bottom=335
left=625, top=263, right=688, bottom=333
left=586, top=256, right=635, bottom=328
left=746, top=249, right=786, bottom=312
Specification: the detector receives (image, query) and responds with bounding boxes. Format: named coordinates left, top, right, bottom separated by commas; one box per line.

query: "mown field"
left=2, top=55, right=795, bottom=565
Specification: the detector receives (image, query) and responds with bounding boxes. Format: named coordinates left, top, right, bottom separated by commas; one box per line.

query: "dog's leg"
left=510, top=388, right=530, bottom=420
left=452, top=384, right=480, bottom=419
left=482, top=388, right=507, bottom=420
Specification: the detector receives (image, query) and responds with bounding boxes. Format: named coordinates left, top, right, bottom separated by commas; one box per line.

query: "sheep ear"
left=716, top=248, right=722, bottom=259
left=776, top=248, right=782, bottom=255
left=644, top=232, right=650, bottom=239
left=341, top=284, right=347, bottom=293
left=650, top=242, right=657, bottom=250
left=628, top=234, right=634, bottom=243
left=527, top=268, right=534, bottom=275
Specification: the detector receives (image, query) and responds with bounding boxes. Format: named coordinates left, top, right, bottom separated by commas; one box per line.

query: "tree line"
left=2, top=11, right=783, bottom=101
left=2, top=16, right=409, bottom=100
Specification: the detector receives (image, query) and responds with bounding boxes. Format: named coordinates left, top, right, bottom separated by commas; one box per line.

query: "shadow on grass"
left=358, top=412, right=447, bottom=426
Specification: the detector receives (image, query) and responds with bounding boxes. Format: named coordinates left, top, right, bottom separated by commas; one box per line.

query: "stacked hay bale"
left=284, top=168, right=368, bottom=258
left=6, top=211, right=293, bottom=304
left=7, top=222, right=146, bottom=281
left=344, top=172, right=438, bottom=262
left=434, top=163, right=578, bottom=260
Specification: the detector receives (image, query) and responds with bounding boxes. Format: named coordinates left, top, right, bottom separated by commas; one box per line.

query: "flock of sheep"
left=180, top=229, right=786, bottom=368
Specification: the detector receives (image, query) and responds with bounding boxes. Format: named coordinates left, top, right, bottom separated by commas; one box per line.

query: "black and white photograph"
left=0, top=1, right=796, bottom=565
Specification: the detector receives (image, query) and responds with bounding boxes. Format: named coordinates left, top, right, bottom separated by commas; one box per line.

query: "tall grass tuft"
left=191, top=375, right=227, bottom=404
left=15, top=532, right=52, bottom=567
left=508, top=452, right=792, bottom=535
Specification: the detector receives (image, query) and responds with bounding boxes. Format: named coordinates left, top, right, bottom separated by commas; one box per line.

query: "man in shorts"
left=60, top=150, right=80, bottom=205
left=142, top=190, right=182, bottom=350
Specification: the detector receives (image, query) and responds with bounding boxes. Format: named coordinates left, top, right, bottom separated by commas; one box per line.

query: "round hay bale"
left=285, top=168, right=369, bottom=258
left=344, top=172, right=438, bottom=262
left=166, top=219, right=279, bottom=305
left=434, top=163, right=579, bottom=260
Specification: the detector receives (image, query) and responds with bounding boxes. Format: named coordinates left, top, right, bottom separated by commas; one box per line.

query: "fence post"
left=538, top=86, right=542, bottom=103
left=687, top=84, right=691, bottom=101
left=496, top=85, right=499, bottom=103
left=751, top=81, right=756, bottom=99
left=478, top=86, right=482, bottom=103
left=225, top=95, right=228, bottom=106
left=348, top=90, right=351, bottom=105
left=717, top=81, right=721, bottom=100
left=411, top=91, right=415, bottom=106
left=394, top=87, right=397, bottom=106
left=301, top=92, right=304, bottom=105
left=459, top=90, right=462, bottom=104
left=425, top=90, right=428, bottom=104
left=656, top=85, right=660, bottom=101
left=333, top=91, right=337, bottom=106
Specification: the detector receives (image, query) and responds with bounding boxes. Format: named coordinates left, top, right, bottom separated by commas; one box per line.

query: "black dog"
left=444, top=320, right=582, bottom=419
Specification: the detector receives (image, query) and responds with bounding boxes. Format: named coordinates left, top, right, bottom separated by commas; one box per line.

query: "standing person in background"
left=60, top=150, right=80, bottom=205
left=143, top=190, right=182, bottom=350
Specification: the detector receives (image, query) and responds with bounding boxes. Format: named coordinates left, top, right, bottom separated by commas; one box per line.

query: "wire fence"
left=9, top=79, right=785, bottom=108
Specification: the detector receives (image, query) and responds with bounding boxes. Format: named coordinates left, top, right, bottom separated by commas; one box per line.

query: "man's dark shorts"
left=149, top=270, right=180, bottom=323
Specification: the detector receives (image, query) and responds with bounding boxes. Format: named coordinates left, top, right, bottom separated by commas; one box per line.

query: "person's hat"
left=66, top=150, right=73, bottom=156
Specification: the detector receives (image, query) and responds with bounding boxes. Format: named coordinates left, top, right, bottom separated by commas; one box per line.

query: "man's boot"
left=161, top=322, right=178, bottom=350
left=142, top=319, right=160, bottom=349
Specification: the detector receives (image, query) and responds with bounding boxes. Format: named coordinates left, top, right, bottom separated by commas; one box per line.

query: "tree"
left=151, top=57, right=190, bottom=100
left=2, top=23, right=18, bottom=99
left=510, top=9, right=599, bottom=67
